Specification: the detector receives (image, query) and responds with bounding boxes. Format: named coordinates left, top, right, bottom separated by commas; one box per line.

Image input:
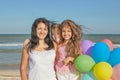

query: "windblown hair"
left=60, top=19, right=83, bottom=57
left=51, top=23, right=62, bottom=42
left=29, top=18, right=53, bottom=50
left=51, top=23, right=60, bottom=36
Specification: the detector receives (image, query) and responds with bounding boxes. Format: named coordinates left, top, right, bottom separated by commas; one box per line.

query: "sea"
left=0, top=34, right=120, bottom=70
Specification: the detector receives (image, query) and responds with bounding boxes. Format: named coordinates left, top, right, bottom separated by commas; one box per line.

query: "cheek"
left=36, top=30, right=40, bottom=35
left=70, top=33, right=72, bottom=36
left=62, top=32, right=64, bottom=36
left=36, top=29, right=40, bottom=33
left=56, top=35, right=60, bottom=39
left=45, top=30, right=48, bottom=34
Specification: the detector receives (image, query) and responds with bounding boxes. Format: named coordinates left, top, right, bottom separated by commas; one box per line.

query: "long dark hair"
left=29, top=18, right=53, bottom=50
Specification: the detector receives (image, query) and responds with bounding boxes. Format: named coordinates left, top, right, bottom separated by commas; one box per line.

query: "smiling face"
left=36, top=22, right=48, bottom=40
left=61, top=26, right=72, bottom=42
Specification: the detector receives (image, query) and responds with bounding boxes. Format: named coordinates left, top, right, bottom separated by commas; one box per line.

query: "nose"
left=41, top=29, right=44, bottom=33
left=65, top=31, right=68, bottom=35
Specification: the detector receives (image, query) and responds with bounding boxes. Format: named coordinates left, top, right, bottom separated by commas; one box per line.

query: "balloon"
left=81, top=40, right=94, bottom=56
left=86, top=46, right=93, bottom=56
left=82, top=71, right=97, bottom=80
left=94, top=62, right=113, bottom=80
left=112, top=64, right=120, bottom=80
left=108, top=48, right=120, bottom=67
left=102, top=39, right=114, bottom=51
left=92, top=42, right=110, bottom=63
left=74, top=55, right=96, bottom=73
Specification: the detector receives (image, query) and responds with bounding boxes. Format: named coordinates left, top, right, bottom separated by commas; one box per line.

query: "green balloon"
left=74, top=55, right=96, bottom=73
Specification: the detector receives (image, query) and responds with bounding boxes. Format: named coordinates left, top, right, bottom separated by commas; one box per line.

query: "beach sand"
left=0, top=64, right=20, bottom=80
left=0, top=70, right=20, bottom=80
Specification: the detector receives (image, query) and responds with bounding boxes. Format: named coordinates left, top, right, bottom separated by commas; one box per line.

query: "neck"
left=35, top=40, right=48, bottom=51
left=63, top=40, right=69, bottom=45
left=38, top=40, right=46, bottom=46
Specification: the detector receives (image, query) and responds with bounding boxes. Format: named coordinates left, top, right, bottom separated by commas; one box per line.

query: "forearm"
left=20, top=47, right=29, bottom=80
left=20, top=69, right=28, bottom=80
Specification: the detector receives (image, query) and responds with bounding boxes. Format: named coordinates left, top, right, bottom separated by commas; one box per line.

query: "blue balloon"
left=108, top=48, right=120, bottom=67
left=92, top=42, right=110, bottom=63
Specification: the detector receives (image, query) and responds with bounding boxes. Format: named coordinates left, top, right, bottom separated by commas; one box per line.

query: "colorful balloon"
left=86, top=46, right=93, bottom=56
left=112, top=64, right=120, bottom=80
left=81, top=40, right=94, bottom=56
left=108, top=48, right=120, bottom=67
left=82, top=71, right=97, bottom=80
left=74, top=55, right=96, bottom=73
left=92, top=42, right=110, bottom=63
left=102, top=39, right=114, bottom=51
left=94, top=62, right=113, bottom=80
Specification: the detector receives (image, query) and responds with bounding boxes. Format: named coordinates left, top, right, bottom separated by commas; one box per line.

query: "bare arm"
left=52, top=41, right=57, bottom=51
left=20, top=47, right=29, bottom=80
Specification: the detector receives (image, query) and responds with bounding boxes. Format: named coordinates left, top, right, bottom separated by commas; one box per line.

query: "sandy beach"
left=0, top=70, right=20, bottom=80
left=0, top=64, right=20, bottom=80
left=0, top=70, right=21, bottom=80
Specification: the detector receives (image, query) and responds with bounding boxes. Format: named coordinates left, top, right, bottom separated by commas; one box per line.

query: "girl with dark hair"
left=20, top=18, right=57, bottom=80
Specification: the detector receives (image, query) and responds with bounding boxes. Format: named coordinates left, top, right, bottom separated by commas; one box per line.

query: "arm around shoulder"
left=23, top=38, right=30, bottom=48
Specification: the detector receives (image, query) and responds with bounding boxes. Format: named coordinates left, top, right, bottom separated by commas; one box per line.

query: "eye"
left=62, top=31, right=65, bottom=33
left=68, top=30, right=71, bottom=32
left=37, top=27, right=41, bottom=30
left=44, top=27, right=48, bottom=31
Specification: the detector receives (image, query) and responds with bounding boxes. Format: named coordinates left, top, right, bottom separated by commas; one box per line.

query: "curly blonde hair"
left=60, top=19, right=83, bottom=57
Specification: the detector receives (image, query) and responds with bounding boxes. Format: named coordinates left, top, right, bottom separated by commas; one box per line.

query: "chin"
left=39, top=37, right=46, bottom=40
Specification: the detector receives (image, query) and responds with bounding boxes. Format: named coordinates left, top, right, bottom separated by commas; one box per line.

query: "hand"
left=23, top=38, right=30, bottom=48
left=63, top=57, right=74, bottom=65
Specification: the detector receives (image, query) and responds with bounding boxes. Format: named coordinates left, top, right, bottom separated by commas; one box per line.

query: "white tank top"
left=28, top=49, right=56, bottom=80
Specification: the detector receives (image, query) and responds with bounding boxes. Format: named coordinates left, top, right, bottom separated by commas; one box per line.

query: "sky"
left=0, top=0, right=120, bottom=34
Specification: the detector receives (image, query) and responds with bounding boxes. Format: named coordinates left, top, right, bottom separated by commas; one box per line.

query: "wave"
left=0, top=43, right=22, bottom=47
left=0, top=43, right=22, bottom=53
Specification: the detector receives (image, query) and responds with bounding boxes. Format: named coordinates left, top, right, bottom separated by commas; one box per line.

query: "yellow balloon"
left=94, top=62, right=113, bottom=80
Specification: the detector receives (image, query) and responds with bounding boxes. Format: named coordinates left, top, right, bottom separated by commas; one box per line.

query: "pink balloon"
left=102, top=39, right=114, bottom=51
left=112, top=64, right=120, bottom=80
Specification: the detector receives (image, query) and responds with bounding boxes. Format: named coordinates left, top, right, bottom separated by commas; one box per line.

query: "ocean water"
left=0, top=34, right=119, bottom=70
left=0, top=34, right=30, bottom=70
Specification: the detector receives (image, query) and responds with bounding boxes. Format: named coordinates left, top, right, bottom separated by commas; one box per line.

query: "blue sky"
left=0, top=0, right=120, bottom=34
